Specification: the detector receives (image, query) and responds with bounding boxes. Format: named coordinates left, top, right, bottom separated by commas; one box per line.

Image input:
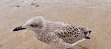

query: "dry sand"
left=0, top=0, right=111, bottom=49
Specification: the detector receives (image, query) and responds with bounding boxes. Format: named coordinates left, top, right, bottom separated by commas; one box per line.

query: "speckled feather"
left=34, top=22, right=90, bottom=48
left=21, top=16, right=91, bottom=48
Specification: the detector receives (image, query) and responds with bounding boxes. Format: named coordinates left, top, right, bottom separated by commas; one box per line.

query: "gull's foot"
left=67, top=48, right=74, bottom=49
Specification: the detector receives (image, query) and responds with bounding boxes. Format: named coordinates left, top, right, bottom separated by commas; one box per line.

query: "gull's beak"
left=13, top=26, right=25, bottom=31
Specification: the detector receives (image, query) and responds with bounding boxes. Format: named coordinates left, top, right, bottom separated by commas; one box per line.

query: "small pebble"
left=35, top=4, right=39, bottom=7
left=20, top=36, right=22, bottom=37
left=17, top=5, right=20, bottom=7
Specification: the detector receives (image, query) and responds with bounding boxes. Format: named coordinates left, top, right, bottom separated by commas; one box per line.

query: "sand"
left=0, top=0, right=111, bottom=49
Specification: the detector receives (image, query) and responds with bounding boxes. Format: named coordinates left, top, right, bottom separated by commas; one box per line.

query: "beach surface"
left=0, top=0, right=111, bottom=49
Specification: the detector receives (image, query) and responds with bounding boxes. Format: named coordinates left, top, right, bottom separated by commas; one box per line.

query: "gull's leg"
left=67, top=48, right=74, bottom=49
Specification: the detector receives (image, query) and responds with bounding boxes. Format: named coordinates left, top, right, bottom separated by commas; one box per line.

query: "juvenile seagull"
left=13, top=16, right=91, bottom=49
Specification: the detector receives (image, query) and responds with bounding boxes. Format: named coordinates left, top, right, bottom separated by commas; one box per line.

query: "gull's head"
left=13, top=16, right=45, bottom=31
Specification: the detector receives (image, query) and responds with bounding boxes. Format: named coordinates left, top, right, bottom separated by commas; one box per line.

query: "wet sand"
left=0, top=0, right=111, bottom=49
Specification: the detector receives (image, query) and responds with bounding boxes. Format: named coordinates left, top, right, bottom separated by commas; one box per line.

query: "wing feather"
left=55, top=25, right=85, bottom=44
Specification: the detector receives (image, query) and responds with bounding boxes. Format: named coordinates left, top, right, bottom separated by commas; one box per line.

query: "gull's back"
left=34, top=21, right=91, bottom=48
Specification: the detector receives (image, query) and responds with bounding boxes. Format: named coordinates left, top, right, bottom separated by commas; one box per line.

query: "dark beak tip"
left=13, top=26, right=25, bottom=31
left=13, top=28, right=18, bottom=31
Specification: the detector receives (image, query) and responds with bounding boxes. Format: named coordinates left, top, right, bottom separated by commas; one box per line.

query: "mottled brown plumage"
left=13, top=16, right=91, bottom=48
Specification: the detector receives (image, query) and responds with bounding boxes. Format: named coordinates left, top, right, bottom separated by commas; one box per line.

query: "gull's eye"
left=31, top=24, right=34, bottom=27
left=30, top=24, right=38, bottom=27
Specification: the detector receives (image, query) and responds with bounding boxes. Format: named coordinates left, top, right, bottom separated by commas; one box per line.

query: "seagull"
left=13, top=16, right=92, bottom=49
